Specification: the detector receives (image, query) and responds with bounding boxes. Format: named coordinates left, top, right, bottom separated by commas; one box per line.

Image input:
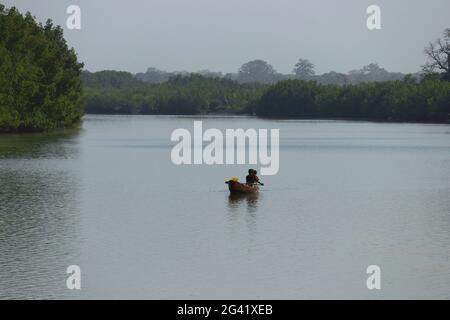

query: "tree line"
left=255, top=77, right=450, bottom=122
left=83, top=72, right=267, bottom=115
left=82, top=71, right=450, bottom=123
left=82, top=27, right=450, bottom=123
left=253, top=28, right=450, bottom=122
left=135, top=61, right=407, bottom=85
left=0, top=4, right=449, bottom=132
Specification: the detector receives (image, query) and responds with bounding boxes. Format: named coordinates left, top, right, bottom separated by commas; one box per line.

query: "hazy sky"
left=5, top=0, right=450, bottom=74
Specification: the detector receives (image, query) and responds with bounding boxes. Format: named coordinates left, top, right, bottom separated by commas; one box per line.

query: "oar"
left=247, top=182, right=264, bottom=186
left=225, top=180, right=264, bottom=186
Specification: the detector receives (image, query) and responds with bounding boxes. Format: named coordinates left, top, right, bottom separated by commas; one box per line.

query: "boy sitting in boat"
left=246, top=169, right=262, bottom=185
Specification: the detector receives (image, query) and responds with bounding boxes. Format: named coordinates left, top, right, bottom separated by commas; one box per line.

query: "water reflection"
left=0, top=127, right=81, bottom=159
left=0, top=129, right=82, bottom=299
left=226, top=192, right=260, bottom=240
left=227, top=193, right=259, bottom=213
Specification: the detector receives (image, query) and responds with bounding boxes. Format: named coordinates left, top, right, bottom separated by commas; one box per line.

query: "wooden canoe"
left=226, top=180, right=259, bottom=194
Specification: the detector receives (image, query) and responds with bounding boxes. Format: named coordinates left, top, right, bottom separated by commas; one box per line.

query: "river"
left=1, top=115, right=449, bottom=299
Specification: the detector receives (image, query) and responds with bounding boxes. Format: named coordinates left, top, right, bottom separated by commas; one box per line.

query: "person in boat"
left=246, top=169, right=264, bottom=185
left=246, top=169, right=255, bottom=184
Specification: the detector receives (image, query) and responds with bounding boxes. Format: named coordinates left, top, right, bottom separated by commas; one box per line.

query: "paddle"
left=225, top=181, right=264, bottom=186
left=245, top=181, right=265, bottom=186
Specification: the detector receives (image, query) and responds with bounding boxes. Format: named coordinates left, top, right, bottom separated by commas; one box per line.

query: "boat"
left=225, top=180, right=259, bottom=194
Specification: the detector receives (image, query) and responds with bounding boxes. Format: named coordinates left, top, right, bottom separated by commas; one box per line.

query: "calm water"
left=1, top=115, right=449, bottom=299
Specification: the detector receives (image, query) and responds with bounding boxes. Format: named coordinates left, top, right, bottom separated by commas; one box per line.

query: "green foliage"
left=83, top=70, right=450, bottom=123
left=255, top=78, right=450, bottom=122
left=81, top=70, right=143, bottom=89
left=0, top=5, right=84, bottom=132
left=83, top=73, right=267, bottom=115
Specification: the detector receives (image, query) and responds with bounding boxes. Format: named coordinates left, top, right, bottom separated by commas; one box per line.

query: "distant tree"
left=238, top=59, right=277, bottom=84
left=423, top=28, right=450, bottom=81
left=223, top=73, right=238, bottom=81
left=361, top=63, right=385, bottom=74
left=349, top=63, right=387, bottom=78
left=293, top=59, right=315, bottom=79
left=197, top=70, right=223, bottom=78
left=347, top=63, right=403, bottom=83
left=360, top=63, right=374, bottom=72
left=135, top=67, right=171, bottom=83
left=317, top=71, right=348, bottom=85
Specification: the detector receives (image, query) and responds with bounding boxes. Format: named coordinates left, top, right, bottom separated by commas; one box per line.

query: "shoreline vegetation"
left=83, top=72, right=450, bottom=124
left=1, top=5, right=449, bottom=133
left=0, top=6, right=84, bottom=133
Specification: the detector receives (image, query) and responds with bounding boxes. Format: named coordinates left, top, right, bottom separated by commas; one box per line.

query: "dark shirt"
left=246, top=174, right=259, bottom=184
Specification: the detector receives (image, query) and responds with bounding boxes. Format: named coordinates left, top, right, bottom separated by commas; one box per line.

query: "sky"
left=4, top=0, right=450, bottom=74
